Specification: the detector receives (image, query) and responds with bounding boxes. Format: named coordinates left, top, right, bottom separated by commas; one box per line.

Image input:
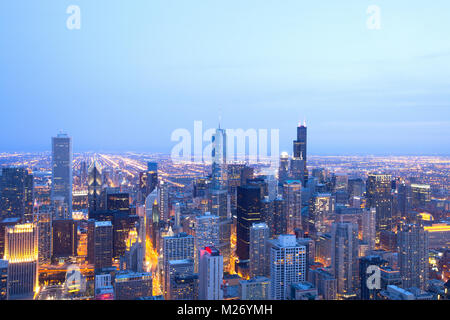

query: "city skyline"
left=0, top=1, right=449, bottom=305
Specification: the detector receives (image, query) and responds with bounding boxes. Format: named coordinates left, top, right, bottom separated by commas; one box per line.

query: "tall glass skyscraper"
left=0, top=167, right=33, bottom=222
left=291, top=123, right=308, bottom=185
left=51, top=133, right=73, bottom=216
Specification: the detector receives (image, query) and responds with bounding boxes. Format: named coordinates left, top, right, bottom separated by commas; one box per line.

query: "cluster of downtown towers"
left=0, top=123, right=444, bottom=300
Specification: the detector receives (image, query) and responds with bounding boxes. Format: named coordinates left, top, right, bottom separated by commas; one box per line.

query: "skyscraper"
left=211, top=127, right=227, bottom=190
left=34, top=209, right=52, bottom=265
left=331, top=222, right=359, bottom=299
left=282, top=180, right=302, bottom=235
left=4, top=223, right=38, bottom=299
left=88, top=159, right=102, bottom=216
left=198, top=246, right=223, bottom=300
left=249, top=222, right=269, bottom=278
left=51, top=133, right=73, bottom=215
left=361, top=207, right=376, bottom=251
left=359, top=255, right=388, bottom=300
left=0, top=167, right=34, bottom=222
left=366, top=173, right=393, bottom=234
left=291, top=123, right=308, bottom=185
left=195, top=212, right=220, bottom=269
left=52, top=219, right=78, bottom=258
left=239, top=276, right=270, bottom=300
left=268, top=235, right=306, bottom=300
left=397, top=223, right=429, bottom=290
left=88, top=220, right=113, bottom=270
left=162, top=232, right=195, bottom=298
left=167, top=259, right=198, bottom=300
left=236, top=185, right=262, bottom=263
left=0, top=259, right=7, bottom=300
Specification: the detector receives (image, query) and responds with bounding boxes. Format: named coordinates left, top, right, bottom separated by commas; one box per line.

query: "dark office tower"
left=227, top=164, right=254, bottom=214
left=0, top=167, right=34, bottom=222
left=105, top=192, right=130, bottom=212
left=0, top=259, right=7, bottom=300
left=398, top=223, right=429, bottom=290
left=282, top=180, right=302, bottom=235
left=331, top=222, right=359, bottom=300
left=278, top=152, right=290, bottom=186
left=80, top=161, right=88, bottom=186
left=308, top=193, right=333, bottom=236
left=272, top=195, right=286, bottom=236
left=292, top=123, right=308, bottom=185
left=168, top=259, right=198, bottom=300
left=236, top=186, right=262, bottom=262
left=311, top=168, right=327, bottom=184
left=113, top=213, right=139, bottom=259
left=193, top=177, right=210, bottom=198
left=366, top=173, right=393, bottom=234
left=114, top=271, right=153, bottom=300
left=348, top=178, right=364, bottom=199
left=88, top=159, right=103, bottom=216
left=359, top=255, right=388, bottom=300
left=52, top=219, right=78, bottom=258
left=139, top=162, right=158, bottom=201
left=261, top=197, right=273, bottom=236
left=411, top=184, right=431, bottom=209
left=88, top=220, right=113, bottom=270
left=397, top=182, right=413, bottom=220
left=51, top=133, right=72, bottom=215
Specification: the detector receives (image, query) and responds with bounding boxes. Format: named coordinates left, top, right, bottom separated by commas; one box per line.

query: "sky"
left=0, top=0, right=449, bottom=155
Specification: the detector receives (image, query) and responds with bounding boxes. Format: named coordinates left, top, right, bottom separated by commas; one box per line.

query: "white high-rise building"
left=268, top=235, right=306, bottom=300
left=51, top=133, right=73, bottom=215
left=198, top=246, right=223, bottom=300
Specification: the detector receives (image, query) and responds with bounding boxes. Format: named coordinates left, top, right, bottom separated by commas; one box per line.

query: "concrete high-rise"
left=331, top=222, right=359, bottom=299
left=282, top=180, right=302, bottom=235
left=366, top=173, right=393, bottom=234
left=236, top=185, right=262, bottom=263
left=51, top=133, right=73, bottom=215
left=198, top=246, right=223, bottom=300
left=268, top=235, right=306, bottom=300
left=88, top=159, right=103, bottom=216
left=398, top=223, right=429, bottom=290
left=249, top=222, right=269, bottom=278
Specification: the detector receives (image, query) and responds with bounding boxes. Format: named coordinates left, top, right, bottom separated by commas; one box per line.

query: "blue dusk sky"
left=0, top=1, right=449, bottom=155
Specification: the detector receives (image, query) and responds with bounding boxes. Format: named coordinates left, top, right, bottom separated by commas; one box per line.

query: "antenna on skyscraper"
left=218, top=108, right=222, bottom=129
